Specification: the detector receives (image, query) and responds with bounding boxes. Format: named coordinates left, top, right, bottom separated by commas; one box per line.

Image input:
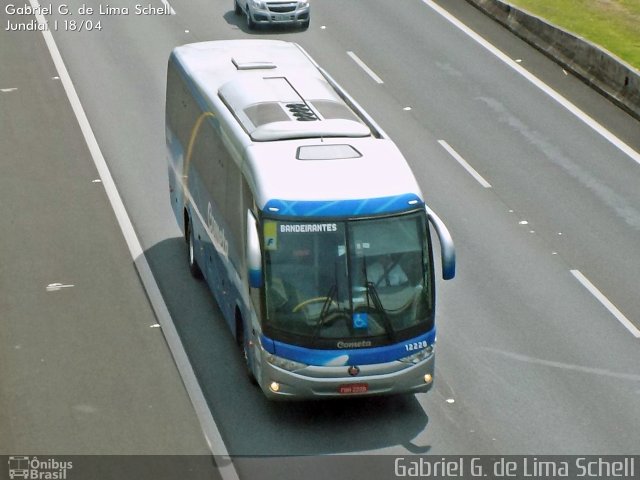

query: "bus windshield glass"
left=263, top=211, right=434, bottom=348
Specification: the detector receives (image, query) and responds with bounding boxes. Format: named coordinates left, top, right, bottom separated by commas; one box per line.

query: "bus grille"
left=287, top=103, right=318, bottom=121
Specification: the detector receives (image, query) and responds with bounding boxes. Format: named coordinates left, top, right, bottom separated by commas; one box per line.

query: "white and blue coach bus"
left=166, top=40, right=455, bottom=399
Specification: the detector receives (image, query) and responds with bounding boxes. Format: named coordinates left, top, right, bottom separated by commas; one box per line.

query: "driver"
left=368, top=254, right=408, bottom=287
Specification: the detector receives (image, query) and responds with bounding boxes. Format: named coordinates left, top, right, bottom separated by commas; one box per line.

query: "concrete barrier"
left=465, top=0, right=640, bottom=120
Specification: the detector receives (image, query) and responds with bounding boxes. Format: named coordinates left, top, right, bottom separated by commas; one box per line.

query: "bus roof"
left=171, top=40, right=425, bottom=216
left=244, top=137, right=424, bottom=217
left=173, top=40, right=372, bottom=141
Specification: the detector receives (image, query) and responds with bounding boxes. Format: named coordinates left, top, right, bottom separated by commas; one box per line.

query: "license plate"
left=338, top=383, right=368, bottom=394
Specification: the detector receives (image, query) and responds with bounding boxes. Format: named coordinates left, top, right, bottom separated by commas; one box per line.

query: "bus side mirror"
left=426, top=207, right=456, bottom=280
left=247, top=210, right=263, bottom=288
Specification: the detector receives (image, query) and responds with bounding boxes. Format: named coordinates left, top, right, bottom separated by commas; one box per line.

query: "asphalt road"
left=0, top=5, right=216, bottom=475
left=2, top=0, right=639, bottom=477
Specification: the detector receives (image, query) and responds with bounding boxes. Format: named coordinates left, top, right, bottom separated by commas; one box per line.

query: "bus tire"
left=237, top=313, right=257, bottom=385
left=186, top=219, right=203, bottom=279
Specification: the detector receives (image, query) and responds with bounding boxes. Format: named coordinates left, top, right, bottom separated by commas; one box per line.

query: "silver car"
left=234, top=0, right=310, bottom=30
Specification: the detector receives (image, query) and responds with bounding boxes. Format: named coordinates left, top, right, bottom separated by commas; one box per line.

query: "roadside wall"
left=465, top=0, right=640, bottom=120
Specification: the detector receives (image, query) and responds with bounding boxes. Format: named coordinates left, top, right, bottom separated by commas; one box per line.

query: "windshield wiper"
left=311, top=284, right=340, bottom=340
left=365, top=281, right=396, bottom=342
left=320, top=284, right=338, bottom=320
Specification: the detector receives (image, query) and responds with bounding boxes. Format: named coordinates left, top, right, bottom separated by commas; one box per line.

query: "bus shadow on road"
left=262, top=394, right=432, bottom=455
left=144, top=237, right=431, bottom=456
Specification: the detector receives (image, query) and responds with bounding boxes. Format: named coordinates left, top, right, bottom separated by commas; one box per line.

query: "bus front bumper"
left=258, top=353, right=435, bottom=400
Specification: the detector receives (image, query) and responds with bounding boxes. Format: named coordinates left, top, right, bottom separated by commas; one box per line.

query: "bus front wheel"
left=186, top=219, right=203, bottom=279
left=236, top=313, right=257, bottom=385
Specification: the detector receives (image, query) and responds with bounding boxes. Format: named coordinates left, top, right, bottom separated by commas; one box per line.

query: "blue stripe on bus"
left=263, top=193, right=423, bottom=217
left=261, top=328, right=436, bottom=366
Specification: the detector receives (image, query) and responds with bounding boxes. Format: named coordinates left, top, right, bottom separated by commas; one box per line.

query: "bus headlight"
left=269, top=381, right=281, bottom=393
left=267, top=354, right=307, bottom=372
left=399, top=345, right=433, bottom=365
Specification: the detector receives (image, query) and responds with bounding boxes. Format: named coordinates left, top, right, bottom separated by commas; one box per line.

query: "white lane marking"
left=1, top=88, right=18, bottom=93
left=484, top=347, right=640, bottom=381
left=422, top=0, right=640, bottom=168
left=570, top=270, right=640, bottom=338
left=28, top=1, right=240, bottom=477
left=46, top=283, right=75, bottom=292
left=346, top=51, right=384, bottom=84
left=160, top=0, right=176, bottom=15
left=438, top=139, right=492, bottom=188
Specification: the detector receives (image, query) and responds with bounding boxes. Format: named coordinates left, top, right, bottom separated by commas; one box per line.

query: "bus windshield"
left=263, top=211, right=434, bottom=349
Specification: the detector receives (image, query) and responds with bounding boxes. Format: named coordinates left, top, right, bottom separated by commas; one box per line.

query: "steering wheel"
left=292, top=296, right=338, bottom=313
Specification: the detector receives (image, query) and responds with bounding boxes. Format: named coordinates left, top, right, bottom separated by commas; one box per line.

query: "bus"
left=166, top=39, right=455, bottom=400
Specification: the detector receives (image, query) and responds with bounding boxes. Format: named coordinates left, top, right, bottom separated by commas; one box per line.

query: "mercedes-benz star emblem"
left=347, top=365, right=360, bottom=376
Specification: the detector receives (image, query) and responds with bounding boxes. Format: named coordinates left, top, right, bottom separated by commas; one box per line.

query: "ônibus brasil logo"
left=8, top=456, right=73, bottom=479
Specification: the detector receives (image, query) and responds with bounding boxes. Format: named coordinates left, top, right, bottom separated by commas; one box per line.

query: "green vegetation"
left=507, top=0, right=640, bottom=69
